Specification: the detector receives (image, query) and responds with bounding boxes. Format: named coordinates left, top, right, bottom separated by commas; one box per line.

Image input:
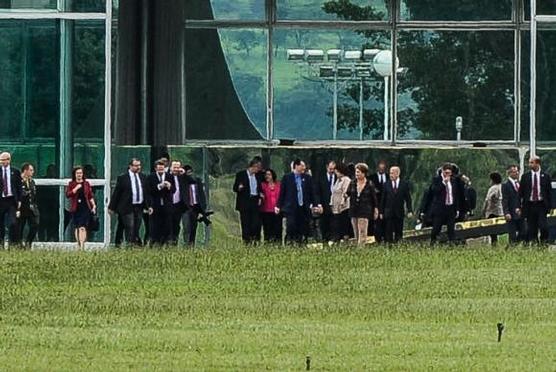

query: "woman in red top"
left=66, top=166, right=97, bottom=250
left=260, top=168, right=282, bottom=244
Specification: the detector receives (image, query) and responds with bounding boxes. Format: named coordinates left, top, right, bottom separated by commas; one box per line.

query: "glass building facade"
left=1, top=0, right=555, bottom=245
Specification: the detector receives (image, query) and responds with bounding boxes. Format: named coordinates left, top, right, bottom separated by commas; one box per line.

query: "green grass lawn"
left=0, top=245, right=554, bottom=371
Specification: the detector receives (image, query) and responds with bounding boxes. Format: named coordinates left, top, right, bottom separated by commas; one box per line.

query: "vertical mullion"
left=266, top=0, right=275, bottom=141
left=530, top=0, right=537, bottom=155
left=391, top=0, right=398, bottom=145
left=103, top=0, right=113, bottom=247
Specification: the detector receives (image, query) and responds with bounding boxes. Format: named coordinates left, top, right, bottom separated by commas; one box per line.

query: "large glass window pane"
left=185, top=0, right=264, bottom=20
left=277, top=0, right=390, bottom=21
left=0, top=0, right=56, bottom=9
left=185, top=28, right=266, bottom=140
left=400, top=0, right=512, bottom=21
left=70, top=0, right=105, bottom=12
left=524, top=0, right=556, bottom=19
left=273, top=29, right=391, bottom=141
left=397, top=31, right=514, bottom=141
left=521, top=31, right=556, bottom=143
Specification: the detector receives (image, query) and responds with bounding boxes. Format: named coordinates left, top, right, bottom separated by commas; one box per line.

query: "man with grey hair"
left=0, top=152, right=22, bottom=245
left=379, top=165, right=413, bottom=243
left=519, top=156, right=551, bottom=244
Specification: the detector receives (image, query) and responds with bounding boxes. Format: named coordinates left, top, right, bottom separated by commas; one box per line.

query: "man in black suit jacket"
left=379, top=166, right=413, bottom=243
left=502, top=164, right=526, bottom=244
left=166, top=160, right=189, bottom=245
left=182, top=164, right=208, bottom=246
left=430, top=163, right=460, bottom=244
left=314, top=161, right=336, bottom=242
left=233, top=158, right=262, bottom=244
left=519, top=156, right=552, bottom=244
left=108, top=158, right=150, bottom=246
left=0, top=152, right=22, bottom=245
left=147, top=159, right=175, bottom=245
left=369, top=160, right=388, bottom=242
left=276, top=159, right=320, bottom=244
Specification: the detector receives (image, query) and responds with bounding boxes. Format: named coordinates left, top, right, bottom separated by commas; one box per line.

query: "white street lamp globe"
left=372, top=50, right=399, bottom=77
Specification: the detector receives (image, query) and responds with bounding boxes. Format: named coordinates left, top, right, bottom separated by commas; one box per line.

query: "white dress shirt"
left=129, top=170, right=143, bottom=205
left=444, top=179, right=453, bottom=206
left=173, top=175, right=181, bottom=204
left=530, top=170, right=542, bottom=201
left=2, top=166, right=12, bottom=198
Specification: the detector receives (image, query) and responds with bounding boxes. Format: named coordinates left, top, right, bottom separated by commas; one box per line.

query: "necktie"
left=296, top=176, right=303, bottom=206
left=532, top=174, right=539, bottom=201
left=393, top=181, right=398, bottom=193
left=2, top=168, right=7, bottom=197
left=514, top=181, right=519, bottom=192
left=445, top=181, right=451, bottom=205
left=133, top=173, right=140, bottom=203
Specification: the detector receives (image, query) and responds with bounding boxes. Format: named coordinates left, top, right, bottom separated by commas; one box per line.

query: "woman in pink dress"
left=260, top=169, right=282, bottom=244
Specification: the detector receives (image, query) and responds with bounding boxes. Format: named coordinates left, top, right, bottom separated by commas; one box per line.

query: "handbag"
left=88, top=214, right=100, bottom=232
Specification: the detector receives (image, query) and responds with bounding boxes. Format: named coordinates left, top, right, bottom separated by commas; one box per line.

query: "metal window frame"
left=0, top=2, right=112, bottom=248
left=183, top=0, right=549, bottom=151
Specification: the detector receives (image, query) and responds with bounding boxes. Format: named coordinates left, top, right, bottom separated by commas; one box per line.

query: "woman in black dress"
left=347, top=163, right=378, bottom=245
left=66, top=167, right=97, bottom=250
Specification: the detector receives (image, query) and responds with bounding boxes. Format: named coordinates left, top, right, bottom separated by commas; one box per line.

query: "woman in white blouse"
left=483, top=172, right=503, bottom=245
left=330, top=163, right=352, bottom=242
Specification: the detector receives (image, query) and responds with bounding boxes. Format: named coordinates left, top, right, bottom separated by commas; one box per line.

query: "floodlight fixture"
left=305, top=49, right=325, bottom=62
left=373, top=50, right=400, bottom=77
left=287, top=49, right=305, bottom=61
left=327, top=49, right=342, bottom=62
left=355, top=64, right=372, bottom=78
left=319, top=65, right=335, bottom=78
left=344, top=50, right=362, bottom=61
left=337, top=66, right=353, bottom=78
left=363, top=49, right=381, bottom=61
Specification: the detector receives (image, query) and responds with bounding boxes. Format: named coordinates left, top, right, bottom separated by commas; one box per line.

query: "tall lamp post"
left=373, top=50, right=399, bottom=141
left=455, top=116, right=463, bottom=142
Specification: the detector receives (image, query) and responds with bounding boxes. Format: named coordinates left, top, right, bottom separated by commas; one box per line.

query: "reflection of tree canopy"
left=322, top=0, right=515, bottom=140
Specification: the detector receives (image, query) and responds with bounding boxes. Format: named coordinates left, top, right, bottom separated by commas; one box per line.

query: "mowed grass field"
left=0, top=245, right=554, bottom=371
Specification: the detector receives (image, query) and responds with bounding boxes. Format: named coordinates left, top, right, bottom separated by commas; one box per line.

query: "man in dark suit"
left=147, top=159, right=175, bottom=245
left=370, top=160, right=388, bottom=242
left=0, top=152, right=22, bottom=245
left=502, top=164, right=526, bottom=244
left=379, top=166, right=413, bottom=243
left=167, top=160, right=188, bottom=245
left=519, top=156, right=552, bottom=244
left=182, top=164, right=208, bottom=246
left=18, top=163, right=39, bottom=247
left=233, top=158, right=262, bottom=244
left=315, top=161, right=336, bottom=242
left=108, top=158, right=150, bottom=246
left=430, top=163, right=460, bottom=244
left=276, top=159, right=320, bottom=244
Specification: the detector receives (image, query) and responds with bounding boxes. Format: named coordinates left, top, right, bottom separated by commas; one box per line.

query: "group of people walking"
left=234, top=157, right=413, bottom=245
left=234, top=155, right=553, bottom=246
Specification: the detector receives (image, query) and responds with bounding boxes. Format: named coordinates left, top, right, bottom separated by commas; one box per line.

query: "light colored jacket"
left=330, top=176, right=351, bottom=214
left=483, top=184, right=503, bottom=217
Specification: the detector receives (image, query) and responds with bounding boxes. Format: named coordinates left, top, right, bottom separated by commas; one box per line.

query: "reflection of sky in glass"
left=218, top=29, right=267, bottom=137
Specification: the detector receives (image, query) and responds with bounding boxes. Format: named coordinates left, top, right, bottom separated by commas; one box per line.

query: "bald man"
left=379, top=166, right=413, bottom=243
left=0, top=152, right=22, bottom=245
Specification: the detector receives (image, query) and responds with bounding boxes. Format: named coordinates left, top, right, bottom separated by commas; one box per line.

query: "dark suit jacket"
left=315, top=172, right=336, bottom=214
left=519, top=171, right=552, bottom=216
left=277, top=172, right=315, bottom=215
left=347, top=179, right=378, bottom=218
left=108, top=172, right=149, bottom=214
left=184, top=175, right=207, bottom=211
left=0, top=167, right=22, bottom=203
left=233, top=170, right=261, bottom=211
left=370, top=172, right=387, bottom=200
left=380, top=179, right=413, bottom=219
left=147, top=172, right=176, bottom=208
left=429, top=176, right=460, bottom=216
left=502, top=180, right=522, bottom=220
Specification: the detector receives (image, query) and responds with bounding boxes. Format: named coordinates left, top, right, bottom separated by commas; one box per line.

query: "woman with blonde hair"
left=330, top=162, right=352, bottom=242
left=347, top=163, right=378, bottom=245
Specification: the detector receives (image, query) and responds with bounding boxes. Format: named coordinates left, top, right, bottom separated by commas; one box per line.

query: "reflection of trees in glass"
left=401, top=0, right=512, bottom=21
left=324, top=1, right=514, bottom=141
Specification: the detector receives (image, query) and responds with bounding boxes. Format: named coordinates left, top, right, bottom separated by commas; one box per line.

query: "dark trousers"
left=182, top=207, right=200, bottom=245
left=319, top=211, right=333, bottom=242
left=385, top=216, right=404, bottom=243
left=115, top=214, right=124, bottom=246
left=239, top=198, right=261, bottom=244
left=18, top=212, right=38, bottom=246
left=507, top=218, right=526, bottom=244
left=285, top=206, right=310, bottom=244
left=0, top=197, right=18, bottom=244
left=120, top=205, right=144, bottom=246
left=526, top=202, right=549, bottom=244
left=169, top=203, right=185, bottom=244
left=150, top=205, right=172, bottom=245
left=261, top=212, right=282, bottom=243
left=487, top=214, right=500, bottom=245
left=431, top=206, right=456, bottom=243
left=332, top=210, right=351, bottom=242
left=373, top=218, right=385, bottom=243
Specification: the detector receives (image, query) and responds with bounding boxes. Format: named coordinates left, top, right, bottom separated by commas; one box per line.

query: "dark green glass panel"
left=186, top=0, right=265, bottom=20
left=400, top=0, right=512, bottom=21
left=397, top=31, right=514, bottom=141
left=0, top=0, right=56, bottom=9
